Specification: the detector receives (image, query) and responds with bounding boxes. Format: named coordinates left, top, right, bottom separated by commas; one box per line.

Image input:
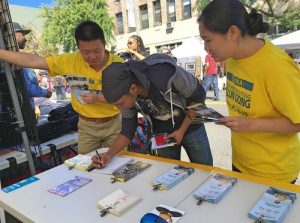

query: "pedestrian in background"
left=13, top=22, right=52, bottom=118
left=127, top=35, right=149, bottom=61
left=203, top=53, right=219, bottom=101
left=198, top=0, right=300, bottom=183
left=159, top=46, right=177, bottom=62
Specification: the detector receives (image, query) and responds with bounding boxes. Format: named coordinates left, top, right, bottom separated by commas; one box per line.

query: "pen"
left=95, top=150, right=104, bottom=168
left=95, top=150, right=101, bottom=161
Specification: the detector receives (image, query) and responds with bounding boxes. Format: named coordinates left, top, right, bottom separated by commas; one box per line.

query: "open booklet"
left=187, top=103, right=224, bottom=123
left=151, top=133, right=177, bottom=150
left=193, top=173, right=237, bottom=204
left=151, top=165, right=194, bottom=191
left=111, top=161, right=151, bottom=183
left=97, top=188, right=141, bottom=217
left=64, top=75, right=102, bottom=104
left=248, top=187, right=297, bottom=223
left=140, top=204, right=185, bottom=223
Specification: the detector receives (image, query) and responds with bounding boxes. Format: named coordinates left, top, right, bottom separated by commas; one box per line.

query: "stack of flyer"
left=64, top=154, right=93, bottom=171
left=248, top=187, right=297, bottom=223
left=151, top=165, right=194, bottom=190
left=193, top=173, right=237, bottom=203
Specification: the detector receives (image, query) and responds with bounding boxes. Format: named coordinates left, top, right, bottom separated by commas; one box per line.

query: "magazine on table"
left=111, top=161, right=151, bottom=183
left=186, top=103, right=224, bottom=123
left=193, top=173, right=237, bottom=204
left=248, top=187, right=297, bottom=223
left=151, top=133, right=177, bottom=150
left=140, top=204, right=185, bottom=223
left=48, top=176, right=92, bottom=197
left=97, top=188, right=141, bottom=217
left=151, top=165, right=194, bottom=191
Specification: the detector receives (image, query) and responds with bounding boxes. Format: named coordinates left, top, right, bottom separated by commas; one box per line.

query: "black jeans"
left=232, top=165, right=297, bottom=184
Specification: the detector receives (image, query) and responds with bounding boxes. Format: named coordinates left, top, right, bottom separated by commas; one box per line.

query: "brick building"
left=107, top=0, right=200, bottom=54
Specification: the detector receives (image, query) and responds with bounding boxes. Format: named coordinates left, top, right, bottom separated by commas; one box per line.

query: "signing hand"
left=91, top=151, right=113, bottom=168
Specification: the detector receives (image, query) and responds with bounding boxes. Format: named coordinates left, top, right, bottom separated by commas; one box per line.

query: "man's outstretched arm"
left=0, top=49, right=48, bottom=70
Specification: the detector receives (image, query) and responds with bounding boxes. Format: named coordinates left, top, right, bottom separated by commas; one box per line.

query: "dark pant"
left=156, top=125, right=213, bottom=166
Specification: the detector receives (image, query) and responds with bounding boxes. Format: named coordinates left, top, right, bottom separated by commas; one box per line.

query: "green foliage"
left=195, top=0, right=210, bottom=12
left=39, top=0, right=115, bottom=53
left=22, top=25, right=58, bottom=56
left=195, top=0, right=300, bottom=33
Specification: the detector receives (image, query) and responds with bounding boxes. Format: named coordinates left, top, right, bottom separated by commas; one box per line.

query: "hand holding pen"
left=91, top=150, right=112, bottom=168
left=91, top=150, right=102, bottom=168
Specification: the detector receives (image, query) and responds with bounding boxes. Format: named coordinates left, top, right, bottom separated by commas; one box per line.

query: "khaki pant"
left=77, top=114, right=121, bottom=154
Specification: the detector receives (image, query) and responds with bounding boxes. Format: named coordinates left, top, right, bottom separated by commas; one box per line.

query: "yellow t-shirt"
left=46, top=51, right=123, bottom=118
left=226, top=40, right=300, bottom=183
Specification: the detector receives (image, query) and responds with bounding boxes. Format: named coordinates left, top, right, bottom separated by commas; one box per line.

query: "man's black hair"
left=74, top=21, right=106, bottom=46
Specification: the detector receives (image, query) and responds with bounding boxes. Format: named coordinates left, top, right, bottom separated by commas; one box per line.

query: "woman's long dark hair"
left=197, top=0, right=269, bottom=36
left=129, top=35, right=147, bottom=53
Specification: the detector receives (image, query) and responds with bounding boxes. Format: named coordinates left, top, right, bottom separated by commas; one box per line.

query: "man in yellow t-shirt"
left=0, top=21, right=123, bottom=154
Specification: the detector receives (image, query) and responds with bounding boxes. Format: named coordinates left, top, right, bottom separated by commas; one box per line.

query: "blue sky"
left=8, top=0, right=53, bottom=8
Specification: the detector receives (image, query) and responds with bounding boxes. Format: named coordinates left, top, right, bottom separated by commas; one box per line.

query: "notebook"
left=93, top=156, right=134, bottom=175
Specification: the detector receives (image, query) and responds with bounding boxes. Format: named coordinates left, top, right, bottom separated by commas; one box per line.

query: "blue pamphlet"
left=151, top=165, right=194, bottom=190
left=248, top=187, right=297, bottom=223
left=193, top=173, right=237, bottom=203
left=2, top=176, right=40, bottom=193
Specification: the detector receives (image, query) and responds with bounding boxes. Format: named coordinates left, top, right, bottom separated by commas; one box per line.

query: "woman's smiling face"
left=199, top=22, right=236, bottom=62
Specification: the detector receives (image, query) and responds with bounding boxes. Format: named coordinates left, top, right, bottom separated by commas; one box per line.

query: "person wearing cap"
left=13, top=22, right=52, bottom=118
left=92, top=54, right=213, bottom=167
left=0, top=21, right=123, bottom=154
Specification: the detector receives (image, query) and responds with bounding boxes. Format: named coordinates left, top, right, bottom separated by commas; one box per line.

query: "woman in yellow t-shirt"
left=197, top=0, right=300, bottom=183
